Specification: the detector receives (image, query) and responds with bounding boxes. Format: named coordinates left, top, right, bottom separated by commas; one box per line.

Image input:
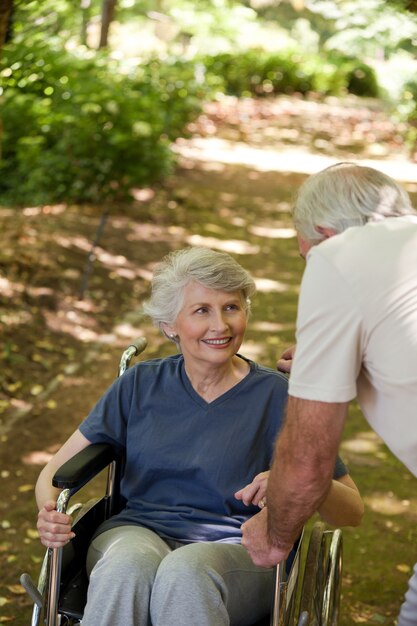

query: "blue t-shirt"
left=79, top=354, right=347, bottom=544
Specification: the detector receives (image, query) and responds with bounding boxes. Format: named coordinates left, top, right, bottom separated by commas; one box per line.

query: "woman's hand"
left=37, top=500, right=75, bottom=549
left=276, top=345, right=296, bottom=374
left=235, top=471, right=269, bottom=508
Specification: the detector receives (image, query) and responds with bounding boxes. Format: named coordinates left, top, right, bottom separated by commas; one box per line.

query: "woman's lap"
left=85, top=525, right=274, bottom=626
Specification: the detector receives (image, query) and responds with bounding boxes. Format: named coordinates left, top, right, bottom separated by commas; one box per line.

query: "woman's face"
left=165, top=282, right=247, bottom=369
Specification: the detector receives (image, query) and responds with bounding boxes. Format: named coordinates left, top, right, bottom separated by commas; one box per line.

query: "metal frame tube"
left=46, top=488, right=71, bottom=626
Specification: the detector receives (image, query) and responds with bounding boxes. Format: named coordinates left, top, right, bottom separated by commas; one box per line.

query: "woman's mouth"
left=203, top=338, right=232, bottom=346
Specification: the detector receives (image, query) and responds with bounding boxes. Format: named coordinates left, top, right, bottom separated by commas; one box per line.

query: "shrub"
left=345, top=62, right=379, bottom=98
left=398, top=80, right=417, bottom=154
left=201, top=49, right=379, bottom=99
left=0, top=42, right=206, bottom=205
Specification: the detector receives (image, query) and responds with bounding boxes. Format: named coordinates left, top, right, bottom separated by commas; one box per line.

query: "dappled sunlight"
left=21, top=450, right=55, bottom=466
left=43, top=301, right=101, bottom=343
left=341, top=430, right=385, bottom=455
left=174, top=136, right=417, bottom=182
left=249, top=224, right=296, bottom=239
left=250, top=320, right=294, bottom=332
left=21, top=443, right=62, bottom=466
left=22, top=204, right=66, bottom=217
left=8, top=398, right=32, bottom=413
left=254, top=277, right=291, bottom=293
left=240, top=340, right=264, bottom=361
left=340, top=430, right=392, bottom=467
left=56, top=232, right=155, bottom=281
left=1, top=309, right=33, bottom=327
left=364, top=491, right=417, bottom=517
left=123, top=221, right=186, bottom=246
left=186, top=234, right=260, bottom=255
left=131, top=188, right=155, bottom=202
left=0, top=275, right=25, bottom=298
left=112, top=322, right=147, bottom=340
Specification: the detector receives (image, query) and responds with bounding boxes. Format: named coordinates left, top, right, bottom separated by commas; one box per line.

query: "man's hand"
left=276, top=345, right=296, bottom=374
left=241, top=508, right=290, bottom=568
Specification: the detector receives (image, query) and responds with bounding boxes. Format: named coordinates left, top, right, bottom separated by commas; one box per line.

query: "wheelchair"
left=21, top=339, right=343, bottom=626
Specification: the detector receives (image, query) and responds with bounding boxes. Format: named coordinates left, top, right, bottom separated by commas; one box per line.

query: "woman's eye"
left=226, top=304, right=240, bottom=311
left=195, top=307, right=208, bottom=314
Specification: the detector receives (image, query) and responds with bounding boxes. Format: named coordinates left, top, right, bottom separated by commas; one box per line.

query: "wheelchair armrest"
left=52, top=443, right=118, bottom=491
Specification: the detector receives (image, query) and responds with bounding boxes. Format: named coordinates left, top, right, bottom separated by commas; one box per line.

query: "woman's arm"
left=317, top=473, right=364, bottom=527
left=235, top=471, right=364, bottom=528
left=36, top=429, right=92, bottom=548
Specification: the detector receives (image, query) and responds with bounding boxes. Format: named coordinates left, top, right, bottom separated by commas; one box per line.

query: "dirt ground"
left=1, top=94, right=417, bottom=625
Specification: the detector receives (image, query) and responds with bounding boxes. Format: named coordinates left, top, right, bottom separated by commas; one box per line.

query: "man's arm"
left=267, top=396, right=349, bottom=550
left=240, top=396, right=349, bottom=567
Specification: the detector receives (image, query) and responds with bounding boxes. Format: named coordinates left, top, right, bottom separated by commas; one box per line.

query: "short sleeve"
left=289, top=250, right=363, bottom=402
left=78, top=367, right=135, bottom=450
left=333, top=455, right=348, bottom=479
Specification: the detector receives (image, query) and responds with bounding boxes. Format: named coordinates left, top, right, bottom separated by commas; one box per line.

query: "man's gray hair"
left=293, top=162, right=416, bottom=243
left=142, top=246, right=256, bottom=328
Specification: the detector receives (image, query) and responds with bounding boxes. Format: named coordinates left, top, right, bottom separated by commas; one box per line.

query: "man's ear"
left=315, top=226, right=338, bottom=239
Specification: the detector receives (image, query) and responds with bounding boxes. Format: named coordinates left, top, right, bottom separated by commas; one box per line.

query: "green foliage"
left=201, top=49, right=379, bottom=99
left=202, top=50, right=314, bottom=97
left=344, top=62, right=379, bottom=98
left=0, top=41, right=206, bottom=205
left=398, top=79, right=417, bottom=152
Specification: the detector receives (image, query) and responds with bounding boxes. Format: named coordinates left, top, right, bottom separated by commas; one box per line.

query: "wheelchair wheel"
left=297, top=522, right=327, bottom=626
left=321, top=530, right=343, bottom=626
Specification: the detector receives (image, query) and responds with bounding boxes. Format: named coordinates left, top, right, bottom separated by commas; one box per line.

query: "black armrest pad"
left=53, top=443, right=118, bottom=490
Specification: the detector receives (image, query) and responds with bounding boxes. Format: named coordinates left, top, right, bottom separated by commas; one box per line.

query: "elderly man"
left=241, top=162, right=417, bottom=625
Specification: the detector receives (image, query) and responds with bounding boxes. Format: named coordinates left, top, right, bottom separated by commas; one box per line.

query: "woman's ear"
left=161, top=322, right=178, bottom=342
left=315, top=226, right=338, bottom=239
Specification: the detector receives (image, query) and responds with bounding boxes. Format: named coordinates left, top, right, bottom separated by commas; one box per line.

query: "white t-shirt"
left=289, top=216, right=417, bottom=477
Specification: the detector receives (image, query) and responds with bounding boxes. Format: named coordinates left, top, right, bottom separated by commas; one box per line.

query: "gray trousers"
left=398, top=563, right=417, bottom=626
left=82, top=525, right=274, bottom=626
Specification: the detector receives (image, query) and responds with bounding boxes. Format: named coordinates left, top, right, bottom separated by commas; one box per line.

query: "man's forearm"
left=266, top=397, right=348, bottom=549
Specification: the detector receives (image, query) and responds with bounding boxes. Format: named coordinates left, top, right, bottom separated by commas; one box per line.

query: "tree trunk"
left=98, top=0, right=117, bottom=49
left=80, top=0, right=92, bottom=47
left=0, top=0, right=13, bottom=54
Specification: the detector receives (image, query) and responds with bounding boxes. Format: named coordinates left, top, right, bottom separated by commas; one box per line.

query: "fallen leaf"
left=18, top=484, right=34, bottom=493
left=397, top=563, right=411, bottom=574
left=30, top=555, right=42, bottom=564
left=30, top=384, right=44, bottom=396
left=0, top=542, right=12, bottom=552
left=0, top=598, right=10, bottom=607
left=35, top=340, right=55, bottom=351
left=26, top=528, right=39, bottom=539
left=6, top=584, right=25, bottom=595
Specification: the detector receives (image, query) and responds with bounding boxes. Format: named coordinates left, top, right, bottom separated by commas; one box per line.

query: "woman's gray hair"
left=293, top=162, right=416, bottom=243
left=142, top=246, right=256, bottom=329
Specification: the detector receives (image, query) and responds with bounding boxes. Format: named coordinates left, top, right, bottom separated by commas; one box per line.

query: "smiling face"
left=163, top=281, right=248, bottom=370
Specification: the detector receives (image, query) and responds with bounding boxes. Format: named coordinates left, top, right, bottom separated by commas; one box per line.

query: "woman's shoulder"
left=126, top=353, right=183, bottom=379
left=238, top=355, right=289, bottom=388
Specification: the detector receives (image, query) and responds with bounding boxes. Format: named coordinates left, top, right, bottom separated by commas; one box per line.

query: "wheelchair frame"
left=21, top=339, right=343, bottom=626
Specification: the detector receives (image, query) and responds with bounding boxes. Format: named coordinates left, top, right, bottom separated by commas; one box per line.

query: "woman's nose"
left=211, top=311, right=228, bottom=332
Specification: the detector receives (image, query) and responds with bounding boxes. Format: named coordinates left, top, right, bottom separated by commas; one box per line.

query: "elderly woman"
left=36, top=246, right=363, bottom=626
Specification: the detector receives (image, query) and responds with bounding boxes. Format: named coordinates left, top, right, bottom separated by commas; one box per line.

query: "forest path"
left=0, top=94, right=416, bottom=625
